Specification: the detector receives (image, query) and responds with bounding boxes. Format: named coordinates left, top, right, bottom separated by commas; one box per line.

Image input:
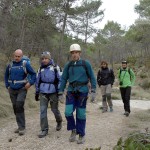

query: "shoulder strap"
left=38, top=67, right=42, bottom=88
left=82, top=60, right=90, bottom=78
left=53, top=64, right=59, bottom=93
left=119, top=68, right=122, bottom=78
left=22, top=60, right=27, bottom=74
left=67, top=60, right=89, bottom=78
left=128, top=68, right=131, bottom=80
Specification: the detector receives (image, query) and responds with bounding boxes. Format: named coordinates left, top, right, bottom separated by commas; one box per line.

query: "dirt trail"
left=0, top=100, right=149, bottom=150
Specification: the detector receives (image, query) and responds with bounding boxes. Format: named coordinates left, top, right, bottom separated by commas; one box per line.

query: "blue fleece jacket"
left=5, top=60, right=36, bottom=89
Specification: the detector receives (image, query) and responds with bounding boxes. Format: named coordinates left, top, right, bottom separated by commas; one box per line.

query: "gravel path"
left=0, top=100, right=149, bottom=150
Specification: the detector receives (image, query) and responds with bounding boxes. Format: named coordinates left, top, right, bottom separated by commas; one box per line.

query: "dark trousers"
left=120, top=87, right=131, bottom=113
left=65, top=91, right=88, bottom=136
left=40, top=93, right=62, bottom=131
left=9, top=88, right=27, bottom=129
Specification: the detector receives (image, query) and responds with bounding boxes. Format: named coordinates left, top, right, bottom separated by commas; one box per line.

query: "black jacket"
left=97, top=67, right=115, bottom=86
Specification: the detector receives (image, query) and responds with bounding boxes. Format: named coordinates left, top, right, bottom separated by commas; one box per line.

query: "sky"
left=98, top=0, right=140, bottom=29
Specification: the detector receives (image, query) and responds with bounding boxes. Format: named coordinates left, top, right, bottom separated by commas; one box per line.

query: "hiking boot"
left=14, top=128, right=20, bottom=133
left=19, top=129, right=25, bottom=136
left=110, top=107, right=113, bottom=112
left=69, top=129, right=76, bottom=142
left=56, top=122, right=62, bottom=131
left=38, top=130, right=48, bottom=138
left=77, top=134, right=85, bottom=144
left=124, top=111, right=129, bottom=117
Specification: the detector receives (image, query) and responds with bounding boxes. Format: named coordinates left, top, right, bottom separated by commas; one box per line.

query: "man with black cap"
left=118, top=61, right=135, bottom=117
left=35, top=51, right=62, bottom=138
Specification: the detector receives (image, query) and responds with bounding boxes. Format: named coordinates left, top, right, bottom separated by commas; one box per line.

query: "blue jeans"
left=65, top=91, right=88, bottom=136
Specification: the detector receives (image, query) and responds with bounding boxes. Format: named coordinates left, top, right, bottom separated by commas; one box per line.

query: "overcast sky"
left=98, top=0, right=140, bottom=29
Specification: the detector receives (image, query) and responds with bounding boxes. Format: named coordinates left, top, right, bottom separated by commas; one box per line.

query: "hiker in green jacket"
left=118, top=61, right=135, bottom=117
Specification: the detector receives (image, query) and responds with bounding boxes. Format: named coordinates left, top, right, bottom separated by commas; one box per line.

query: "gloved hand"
left=35, top=93, right=39, bottom=101
left=91, top=89, right=96, bottom=102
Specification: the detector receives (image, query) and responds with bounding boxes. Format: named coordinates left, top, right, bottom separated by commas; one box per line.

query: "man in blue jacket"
left=4, top=49, right=36, bottom=136
left=58, top=44, right=96, bottom=144
left=35, top=51, right=62, bottom=138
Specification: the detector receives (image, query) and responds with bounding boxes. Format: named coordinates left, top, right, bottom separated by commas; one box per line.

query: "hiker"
left=35, top=51, right=62, bottom=138
left=4, top=49, right=36, bottom=135
left=58, top=44, right=96, bottom=144
left=97, top=61, right=115, bottom=113
left=118, top=61, right=135, bottom=117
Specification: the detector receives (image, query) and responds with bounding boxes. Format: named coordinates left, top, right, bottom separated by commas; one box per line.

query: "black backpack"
left=67, top=60, right=89, bottom=78
left=119, top=68, right=131, bottom=80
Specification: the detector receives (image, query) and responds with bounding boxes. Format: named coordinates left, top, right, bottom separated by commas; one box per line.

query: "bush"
left=140, top=79, right=150, bottom=89
left=140, top=73, right=148, bottom=79
left=127, top=56, right=137, bottom=65
left=113, top=130, right=150, bottom=150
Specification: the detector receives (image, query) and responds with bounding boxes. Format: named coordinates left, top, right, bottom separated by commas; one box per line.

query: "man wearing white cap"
left=59, top=44, right=96, bottom=144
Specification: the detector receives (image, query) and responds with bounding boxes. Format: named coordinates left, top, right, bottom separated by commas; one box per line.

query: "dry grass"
left=0, top=82, right=38, bottom=119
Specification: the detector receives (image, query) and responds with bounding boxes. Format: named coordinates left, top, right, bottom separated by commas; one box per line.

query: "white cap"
left=70, top=44, right=81, bottom=52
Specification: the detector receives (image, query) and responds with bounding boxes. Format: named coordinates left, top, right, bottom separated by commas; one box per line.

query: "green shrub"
left=113, top=130, right=150, bottom=150
left=127, top=56, right=137, bottom=65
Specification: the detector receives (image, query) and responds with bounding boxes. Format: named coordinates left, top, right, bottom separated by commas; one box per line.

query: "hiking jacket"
left=97, top=67, right=115, bottom=86
left=5, top=60, right=36, bottom=90
left=35, top=60, right=62, bottom=94
left=118, top=67, right=135, bottom=88
left=59, top=59, right=96, bottom=93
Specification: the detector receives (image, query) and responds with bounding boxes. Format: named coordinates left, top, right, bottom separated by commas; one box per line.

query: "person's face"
left=14, top=53, right=23, bottom=62
left=101, top=63, right=107, bottom=68
left=41, top=57, right=50, bottom=65
left=122, top=63, right=127, bottom=69
left=70, top=51, right=81, bottom=61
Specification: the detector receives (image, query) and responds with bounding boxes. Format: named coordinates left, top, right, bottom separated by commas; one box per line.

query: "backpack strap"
left=82, top=60, right=89, bottom=78
left=119, top=68, right=131, bottom=80
left=67, top=60, right=89, bottom=78
left=22, top=60, right=27, bottom=74
left=38, top=65, right=59, bottom=93
left=53, top=64, right=59, bottom=93
left=8, top=61, right=27, bottom=79
left=38, top=66, right=42, bottom=88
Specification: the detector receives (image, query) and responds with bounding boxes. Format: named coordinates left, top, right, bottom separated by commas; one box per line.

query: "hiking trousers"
left=65, top=91, right=88, bottom=136
left=9, top=87, right=27, bottom=130
left=120, top=86, right=131, bottom=113
left=101, top=84, right=113, bottom=110
left=40, top=93, right=62, bottom=131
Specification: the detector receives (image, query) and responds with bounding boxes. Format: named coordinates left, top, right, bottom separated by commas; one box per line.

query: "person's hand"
left=91, top=89, right=96, bottom=102
left=25, top=82, right=31, bottom=90
left=35, top=93, right=39, bottom=101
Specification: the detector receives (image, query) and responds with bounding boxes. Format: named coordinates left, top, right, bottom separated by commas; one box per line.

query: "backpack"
left=119, top=68, right=131, bottom=79
left=38, top=64, right=60, bottom=93
left=8, top=55, right=30, bottom=78
left=67, top=60, right=89, bottom=78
